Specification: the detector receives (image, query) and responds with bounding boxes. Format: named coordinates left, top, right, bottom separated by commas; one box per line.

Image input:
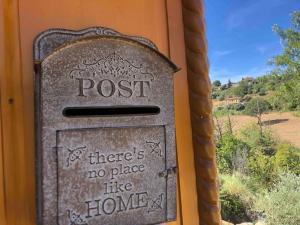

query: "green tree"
left=271, top=11, right=300, bottom=75
left=212, top=80, right=221, bottom=87
left=233, top=80, right=248, bottom=97
left=244, top=98, right=271, bottom=133
left=270, top=11, right=300, bottom=111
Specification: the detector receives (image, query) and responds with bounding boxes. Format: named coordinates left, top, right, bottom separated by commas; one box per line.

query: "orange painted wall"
left=0, top=0, right=199, bottom=224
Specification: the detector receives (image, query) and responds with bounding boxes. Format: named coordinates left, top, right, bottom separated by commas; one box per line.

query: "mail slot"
left=34, top=27, right=179, bottom=225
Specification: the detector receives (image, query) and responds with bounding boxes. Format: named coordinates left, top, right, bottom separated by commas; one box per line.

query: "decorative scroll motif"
left=148, top=193, right=164, bottom=213
left=146, top=141, right=162, bottom=157
left=67, top=209, right=88, bottom=225
left=69, top=52, right=154, bottom=81
left=66, top=146, right=87, bottom=167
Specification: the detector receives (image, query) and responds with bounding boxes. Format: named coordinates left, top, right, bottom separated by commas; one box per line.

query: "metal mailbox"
left=34, top=27, right=179, bottom=225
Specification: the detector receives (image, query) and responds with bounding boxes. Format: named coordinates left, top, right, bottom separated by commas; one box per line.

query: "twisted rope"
left=181, top=0, right=221, bottom=224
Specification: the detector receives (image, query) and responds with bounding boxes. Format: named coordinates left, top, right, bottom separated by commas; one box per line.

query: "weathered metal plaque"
left=58, top=127, right=166, bottom=225
left=34, top=28, right=178, bottom=225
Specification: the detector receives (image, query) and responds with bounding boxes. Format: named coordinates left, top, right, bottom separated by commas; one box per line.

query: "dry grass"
left=217, top=112, right=300, bottom=147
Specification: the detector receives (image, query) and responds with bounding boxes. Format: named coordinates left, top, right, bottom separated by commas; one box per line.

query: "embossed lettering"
left=136, top=192, right=149, bottom=209
left=102, top=198, right=116, bottom=215
left=85, top=192, right=149, bottom=218
left=118, top=80, right=133, bottom=98
left=76, top=78, right=152, bottom=98
left=97, top=79, right=115, bottom=97
left=76, top=78, right=95, bottom=97
left=85, top=199, right=102, bottom=218
left=134, top=80, right=150, bottom=97
left=110, top=164, right=145, bottom=180
left=117, top=194, right=134, bottom=212
left=88, top=169, right=106, bottom=179
left=104, top=182, right=133, bottom=195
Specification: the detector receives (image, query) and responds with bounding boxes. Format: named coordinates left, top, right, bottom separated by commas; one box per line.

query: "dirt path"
left=217, top=112, right=300, bottom=147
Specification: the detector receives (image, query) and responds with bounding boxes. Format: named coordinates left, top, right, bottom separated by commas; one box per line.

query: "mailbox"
left=34, top=27, right=179, bottom=225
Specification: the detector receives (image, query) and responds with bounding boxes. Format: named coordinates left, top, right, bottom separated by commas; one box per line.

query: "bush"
left=234, top=103, right=245, bottom=111
left=216, top=133, right=249, bottom=174
left=220, top=173, right=255, bottom=223
left=221, top=193, right=248, bottom=223
left=211, top=91, right=219, bottom=99
left=239, top=123, right=275, bottom=152
left=218, top=93, right=225, bottom=101
left=241, top=95, right=252, bottom=103
left=247, top=150, right=277, bottom=188
left=254, top=173, right=300, bottom=225
left=274, top=142, right=300, bottom=174
left=239, top=123, right=277, bottom=187
left=294, top=110, right=300, bottom=117
left=258, top=88, right=267, bottom=96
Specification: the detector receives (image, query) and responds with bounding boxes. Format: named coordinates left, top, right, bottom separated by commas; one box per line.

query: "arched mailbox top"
left=34, top=27, right=179, bottom=73
left=39, top=35, right=179, bottom=73
left=34, top=27, right=159, bottom=60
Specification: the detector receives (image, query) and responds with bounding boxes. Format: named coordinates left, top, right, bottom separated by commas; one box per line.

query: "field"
left=218, top=112, right=300, bottom=147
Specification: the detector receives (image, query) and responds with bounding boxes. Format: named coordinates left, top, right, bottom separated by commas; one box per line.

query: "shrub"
left=218, top=93, right=225, bottom=101
left=211, top=91, right=219, bottom=99
left=258, top=87, right=267, bottom=96
left=221, top=193, right=248, bottom=223
left=234, top=103, right=245, bottom=111
left=293, top=109, right=300, bottom=117
left=254, top=173, right=300, bottom=225
left=239, top=123, right=277, bottom=187
left=274, top=142, right=300, bottom=175
left=233, top=81, right=250, bottom=97
left=239, top=123, right=275, bottom=151
left=220, top=173, right=255, bottom=223
left=241, top=95, right=252, bottom=103
left=247, top=150, right=277, bottom=188
left=216, top=133, right=249, bottom=174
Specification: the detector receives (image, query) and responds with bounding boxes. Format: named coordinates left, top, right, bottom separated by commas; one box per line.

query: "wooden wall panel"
left=166, top=0, right=200, bottom=224
left=0, top=1, right=7, bottom=223
left=0, top=0, right=29, bottom=225
left=0, top=0, right=200, bottom=224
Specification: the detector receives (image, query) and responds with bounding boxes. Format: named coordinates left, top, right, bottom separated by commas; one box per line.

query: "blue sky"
left=205, top=0, right=300, bottom=84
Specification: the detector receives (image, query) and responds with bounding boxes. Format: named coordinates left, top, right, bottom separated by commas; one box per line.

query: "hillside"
left=217, top=112, right=300, bottom=147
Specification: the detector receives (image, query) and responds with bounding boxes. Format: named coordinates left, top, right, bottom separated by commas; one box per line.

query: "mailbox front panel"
left=35, top=29, right=177, bottom=225
left=57, top=126, right=166, bottom=225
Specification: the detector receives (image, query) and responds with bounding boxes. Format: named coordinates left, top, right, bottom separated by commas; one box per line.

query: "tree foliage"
left=212, top=80, right=221, bottom=87
left=270, top=11, right=300, bottom=111
left=244, top=98, right=271, bottom=117
left=271, top=11, right=300, bottom=74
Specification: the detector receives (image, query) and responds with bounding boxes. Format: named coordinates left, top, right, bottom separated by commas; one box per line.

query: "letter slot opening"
left=63, top=106, right=160, bottom=117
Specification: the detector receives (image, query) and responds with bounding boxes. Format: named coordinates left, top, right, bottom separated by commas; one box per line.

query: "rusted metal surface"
left=34, top=29, right=178, bottom=225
